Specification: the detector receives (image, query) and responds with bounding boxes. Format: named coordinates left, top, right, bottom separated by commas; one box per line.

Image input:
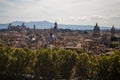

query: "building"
left=93, top=23, right=100, bottom=38
left=52, top=21, right=59, bottom=33
left=111, top=25, right=116, bottom=35
left=33, top=25, right=36, bottom=30
left=54, top=21, right=58, bottom=29
left=47, top=33, right=57, bottom=43
left=8, top=23, right=27, bottom=32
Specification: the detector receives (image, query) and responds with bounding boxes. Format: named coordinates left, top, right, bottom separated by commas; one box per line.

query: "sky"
left=0, top=0, right=120, bottom=27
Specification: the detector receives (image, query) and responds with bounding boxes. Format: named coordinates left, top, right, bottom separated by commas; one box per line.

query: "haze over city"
left=0, top=0, right=120, bottom=27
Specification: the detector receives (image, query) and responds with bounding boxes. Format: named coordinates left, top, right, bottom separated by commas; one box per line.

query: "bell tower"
left=54, top=21, right=58, bottom=29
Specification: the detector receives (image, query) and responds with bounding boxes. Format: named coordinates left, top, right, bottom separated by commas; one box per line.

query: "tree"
left=97, top=54, right=111, bottom=80
left=0, top=50, right=10, bottom=74
left=7, top=49, right=26, bottom=77
left=89, top=55, right=98, bottom=79
left=23, top=48, right=36, bottom=75
left=58, top=50, right=77, bottom=79
left=34, top=49, right=56, bottom=79
left=108, top=51, right=120, bottom=80
left=76, top=53, right=90, bottom=80
left=0, top=44, right=12, bottom=75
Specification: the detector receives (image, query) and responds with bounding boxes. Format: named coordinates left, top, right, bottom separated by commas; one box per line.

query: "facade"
left=47, top=33, right=57, bottom=43
left=93, top=23, right=100, bottom=38
left=8, top=23, right=27, bottom=32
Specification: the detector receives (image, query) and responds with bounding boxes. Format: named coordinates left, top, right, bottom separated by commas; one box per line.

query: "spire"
left=112, top=25, right=115, bottom=28
left=33, top=24, right=36, bottom=30
left=55, top=21, right=57, bottom=25
left=54, top=21, right=58, bottom=29
left=95, top=22, right=98, bottom=27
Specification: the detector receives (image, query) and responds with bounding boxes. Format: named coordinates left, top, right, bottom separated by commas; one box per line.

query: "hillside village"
left=0, top=22, right=120, bottom=55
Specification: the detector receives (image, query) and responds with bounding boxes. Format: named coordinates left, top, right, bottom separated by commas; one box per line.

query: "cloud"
left=0, top=0, right=120, bottom=26
left=90, top=15, right=108, bottom=20
left=69, top=16, right=89, bottom=22
left=0, top=0, right=20, bottom=8
left=0, top=0, right=7, bottom=2
left=88, top=15, right=120, bottom=21
left=109, top=16, right=120, bottom=19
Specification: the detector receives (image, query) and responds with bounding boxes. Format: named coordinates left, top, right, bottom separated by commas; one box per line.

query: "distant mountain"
left=0, top=21, right=119, bottom=30
left=0, top=24, right=8, bottom=29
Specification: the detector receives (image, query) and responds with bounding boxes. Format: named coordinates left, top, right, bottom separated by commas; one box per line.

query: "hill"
left=0, top=21, right=119, bottom=30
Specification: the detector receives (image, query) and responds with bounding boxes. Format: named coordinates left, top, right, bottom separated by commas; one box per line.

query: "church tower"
left=111, top=25, right=116, bottom=35
left=33, top=25, right=36, bottom=30
left=54, top=21, right=58, bottom=29
left=53, top=21, right=59, bottom=33
left=93, top=23, right=100, bottom=38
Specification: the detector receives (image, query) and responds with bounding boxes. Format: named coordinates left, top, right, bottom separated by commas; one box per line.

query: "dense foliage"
left=0, top=44, right=120, bottom=80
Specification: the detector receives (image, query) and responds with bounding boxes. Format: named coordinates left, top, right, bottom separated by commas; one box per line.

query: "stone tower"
left=33, top=25, right=36, bottom=30
left=54, top=21, right=58, bottom=29
left=111, top=25, right=116, bottom=35
left=93, top=23, right=100, bottom=38
left=53, top=21, right=59, bottom=33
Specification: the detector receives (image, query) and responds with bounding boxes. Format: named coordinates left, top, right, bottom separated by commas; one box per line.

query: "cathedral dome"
left=111, top=25, right=116, bottom=34
left=93, top=23, right=100, bottom=37
left=94, top=23, right=100, bottom=31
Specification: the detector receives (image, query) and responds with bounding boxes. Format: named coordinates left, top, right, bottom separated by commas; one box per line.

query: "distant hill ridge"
left=0, top=21, right=119, bottom=30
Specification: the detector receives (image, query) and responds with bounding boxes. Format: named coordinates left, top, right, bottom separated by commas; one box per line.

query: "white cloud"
left=0, top=0, right=120, bottom=27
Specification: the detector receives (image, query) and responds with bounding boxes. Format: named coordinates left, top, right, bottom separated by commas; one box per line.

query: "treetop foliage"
left=0, top=44, right=120, bottom=80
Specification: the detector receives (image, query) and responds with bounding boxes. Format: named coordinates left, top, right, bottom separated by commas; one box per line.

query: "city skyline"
left=0, top=0, right=120, bottom=27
